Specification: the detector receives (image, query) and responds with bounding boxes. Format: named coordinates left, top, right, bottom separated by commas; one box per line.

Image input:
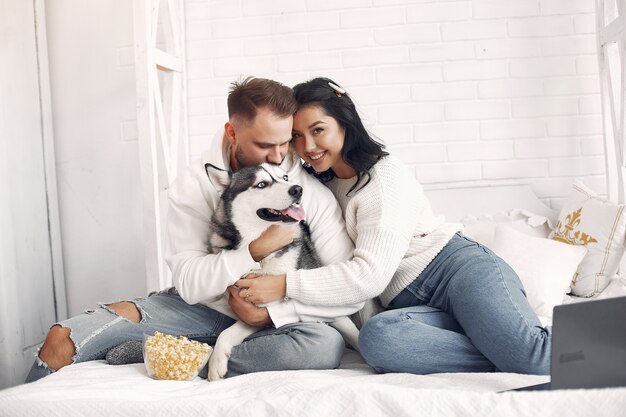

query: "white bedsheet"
left=1, top=349, right=625, bottom=417
left=4, top=287, right=626, bottom=417
left=3, top=281, right=626, bottom=417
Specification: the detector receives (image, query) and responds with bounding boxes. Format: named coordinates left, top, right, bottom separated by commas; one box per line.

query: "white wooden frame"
left=597, top=0, right=626, bottom=204
left=134, top=0, right=189, bottom=292
left=35, top=0, right=67, bottom=322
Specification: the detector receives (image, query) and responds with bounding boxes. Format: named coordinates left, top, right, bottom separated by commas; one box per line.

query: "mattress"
left=2, top=281, right=626, bottom=417
left=1, top=349, right=625, bottom=417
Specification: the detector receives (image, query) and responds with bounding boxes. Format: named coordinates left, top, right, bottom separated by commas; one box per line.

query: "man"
left=26, top=77, right=359, bottom=382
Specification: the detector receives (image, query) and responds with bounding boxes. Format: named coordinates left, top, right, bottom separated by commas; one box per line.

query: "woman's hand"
left=236, top=273, right=287, bottom=305
left=227, top=286, right=272, bottom=326
left=248, top=225, right=297, bottom=262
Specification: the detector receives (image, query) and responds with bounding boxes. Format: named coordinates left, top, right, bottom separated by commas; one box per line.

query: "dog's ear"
left=205, top=163, right=231, bottom=192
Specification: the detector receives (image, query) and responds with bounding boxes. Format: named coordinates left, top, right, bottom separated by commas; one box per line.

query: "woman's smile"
left=308, top=151, right=326, bottom=161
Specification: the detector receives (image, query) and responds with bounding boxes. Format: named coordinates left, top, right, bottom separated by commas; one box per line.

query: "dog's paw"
left=207, top=347, right=230, bottom=381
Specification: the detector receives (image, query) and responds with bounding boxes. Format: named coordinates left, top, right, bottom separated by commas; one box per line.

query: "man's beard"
left=234, top=146, right=284, bottom=168
left=234, top=146, right=256, bottom=169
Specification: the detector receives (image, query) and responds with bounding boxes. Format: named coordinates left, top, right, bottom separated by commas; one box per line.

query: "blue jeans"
left=25, top=288, right=345, bottom=383
left=359, top=233, right=551, bottom=375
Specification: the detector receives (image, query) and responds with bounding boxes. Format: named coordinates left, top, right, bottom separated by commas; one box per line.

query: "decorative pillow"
left=549, top=180, right=626, bottom=297
left=490, top=226, right=587, bottom=320
left=462, top=209, right=553, bottom=249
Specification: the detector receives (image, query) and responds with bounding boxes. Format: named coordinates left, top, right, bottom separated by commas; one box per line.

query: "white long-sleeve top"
left=165, top=132, right=363, bottom=327
left=286, top=156, right=462, bottom=307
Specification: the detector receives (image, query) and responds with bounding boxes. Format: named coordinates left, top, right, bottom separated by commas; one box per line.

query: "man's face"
left=226, top=107, right=293, bottom=171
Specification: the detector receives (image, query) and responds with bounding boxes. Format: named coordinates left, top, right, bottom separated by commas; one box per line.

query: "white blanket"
left=1, top=350, right=625, bottom=417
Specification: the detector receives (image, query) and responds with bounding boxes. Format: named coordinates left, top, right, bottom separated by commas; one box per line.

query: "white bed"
left=1, top=185, right=626, bottom=417
left=0, top=351, right=623, bottom=417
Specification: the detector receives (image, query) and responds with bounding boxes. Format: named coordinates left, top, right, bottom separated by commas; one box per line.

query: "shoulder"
left=170, top=131, right=229, bottom=203
left=171, top=157, right=204, bottom=190
left=169, top=156, right=218, bottom=209
left=371, top=155, right=413, bottom=183
left=354, top=156, right=415, bottom=196
left=351, top=156, right=423, bottom=218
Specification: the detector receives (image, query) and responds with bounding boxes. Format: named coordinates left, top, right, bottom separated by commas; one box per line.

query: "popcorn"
left=143, top=331, right=212, bottom=381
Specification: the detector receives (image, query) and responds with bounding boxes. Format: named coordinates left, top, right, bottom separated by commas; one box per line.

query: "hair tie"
left=328, top=82, right=346, bottom=97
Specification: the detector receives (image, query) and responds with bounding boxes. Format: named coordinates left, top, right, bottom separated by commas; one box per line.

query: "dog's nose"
left=289, top=185, right=302, bottom=199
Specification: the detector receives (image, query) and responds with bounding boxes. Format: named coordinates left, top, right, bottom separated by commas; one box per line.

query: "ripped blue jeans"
left=25, top=288, right=344, bottom=383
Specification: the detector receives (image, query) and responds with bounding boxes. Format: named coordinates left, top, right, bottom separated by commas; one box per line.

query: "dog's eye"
left=255, top=181, right=268, bottom=189
left=283, top=175, right=288, bottom=181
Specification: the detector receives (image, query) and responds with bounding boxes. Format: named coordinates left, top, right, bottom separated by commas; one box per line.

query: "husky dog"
left=205, top=162, right=359, bottom=381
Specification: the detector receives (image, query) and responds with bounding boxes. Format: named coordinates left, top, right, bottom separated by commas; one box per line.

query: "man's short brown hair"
left=227, top=76, right=297, bottom=124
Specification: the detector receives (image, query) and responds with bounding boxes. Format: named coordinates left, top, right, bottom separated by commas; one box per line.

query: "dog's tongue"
left=280, top=206, right=305, bottom=221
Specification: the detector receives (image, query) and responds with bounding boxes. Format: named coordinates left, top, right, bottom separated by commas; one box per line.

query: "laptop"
left=512, top=296, right=626, bottom=391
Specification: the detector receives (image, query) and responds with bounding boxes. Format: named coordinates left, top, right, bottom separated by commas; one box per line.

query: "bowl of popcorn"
left=143, top=331, right=212, bottom=381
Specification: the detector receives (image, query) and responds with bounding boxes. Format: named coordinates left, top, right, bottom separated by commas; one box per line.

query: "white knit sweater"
left=165, top=131, right=362, bottom=327
left=286, top=156, right=462, bottom=307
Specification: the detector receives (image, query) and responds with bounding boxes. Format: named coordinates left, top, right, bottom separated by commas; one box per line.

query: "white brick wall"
left=184, top=0, right=605, bottom=207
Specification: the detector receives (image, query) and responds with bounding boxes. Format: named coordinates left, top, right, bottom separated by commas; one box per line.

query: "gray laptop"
left=513, top=296, right=626, bottom=391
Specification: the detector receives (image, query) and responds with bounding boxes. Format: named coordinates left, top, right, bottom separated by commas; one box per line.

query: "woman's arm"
left=238, top=226, right=412, bottom=305
left=236, top=273, right=286, bottom=304
left=239, top=159, right=426, bottom=306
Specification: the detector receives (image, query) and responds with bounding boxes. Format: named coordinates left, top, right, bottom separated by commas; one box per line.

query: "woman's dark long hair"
left=292, top=77, right=388, bottom=195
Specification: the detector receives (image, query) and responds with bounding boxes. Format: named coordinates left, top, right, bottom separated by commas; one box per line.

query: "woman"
left=237, top=77, right=551, bottom=375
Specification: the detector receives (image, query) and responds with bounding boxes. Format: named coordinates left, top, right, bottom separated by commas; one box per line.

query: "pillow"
left=462, top=209, right=553, bottom=248
left=490, top=225, right=587, bottom=320
left=549, top=180, right=626, bottom=297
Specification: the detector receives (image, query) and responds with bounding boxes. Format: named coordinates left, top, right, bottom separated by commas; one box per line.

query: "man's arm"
left=227, top=286, right=272, bottom=326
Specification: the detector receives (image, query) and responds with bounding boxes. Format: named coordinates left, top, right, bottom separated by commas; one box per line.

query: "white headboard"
left=425, top=184, right=559, bottom=224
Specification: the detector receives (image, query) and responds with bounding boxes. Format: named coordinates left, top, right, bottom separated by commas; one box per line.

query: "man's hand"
left=227, top=286, right=272, bottom=326
left=248, top=224, right=297, bottom=262
left=236, top=273, right=287, bottom=305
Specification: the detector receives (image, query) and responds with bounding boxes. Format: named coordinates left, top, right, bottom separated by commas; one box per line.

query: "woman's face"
left=291, top=105, right=355, bottom=179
